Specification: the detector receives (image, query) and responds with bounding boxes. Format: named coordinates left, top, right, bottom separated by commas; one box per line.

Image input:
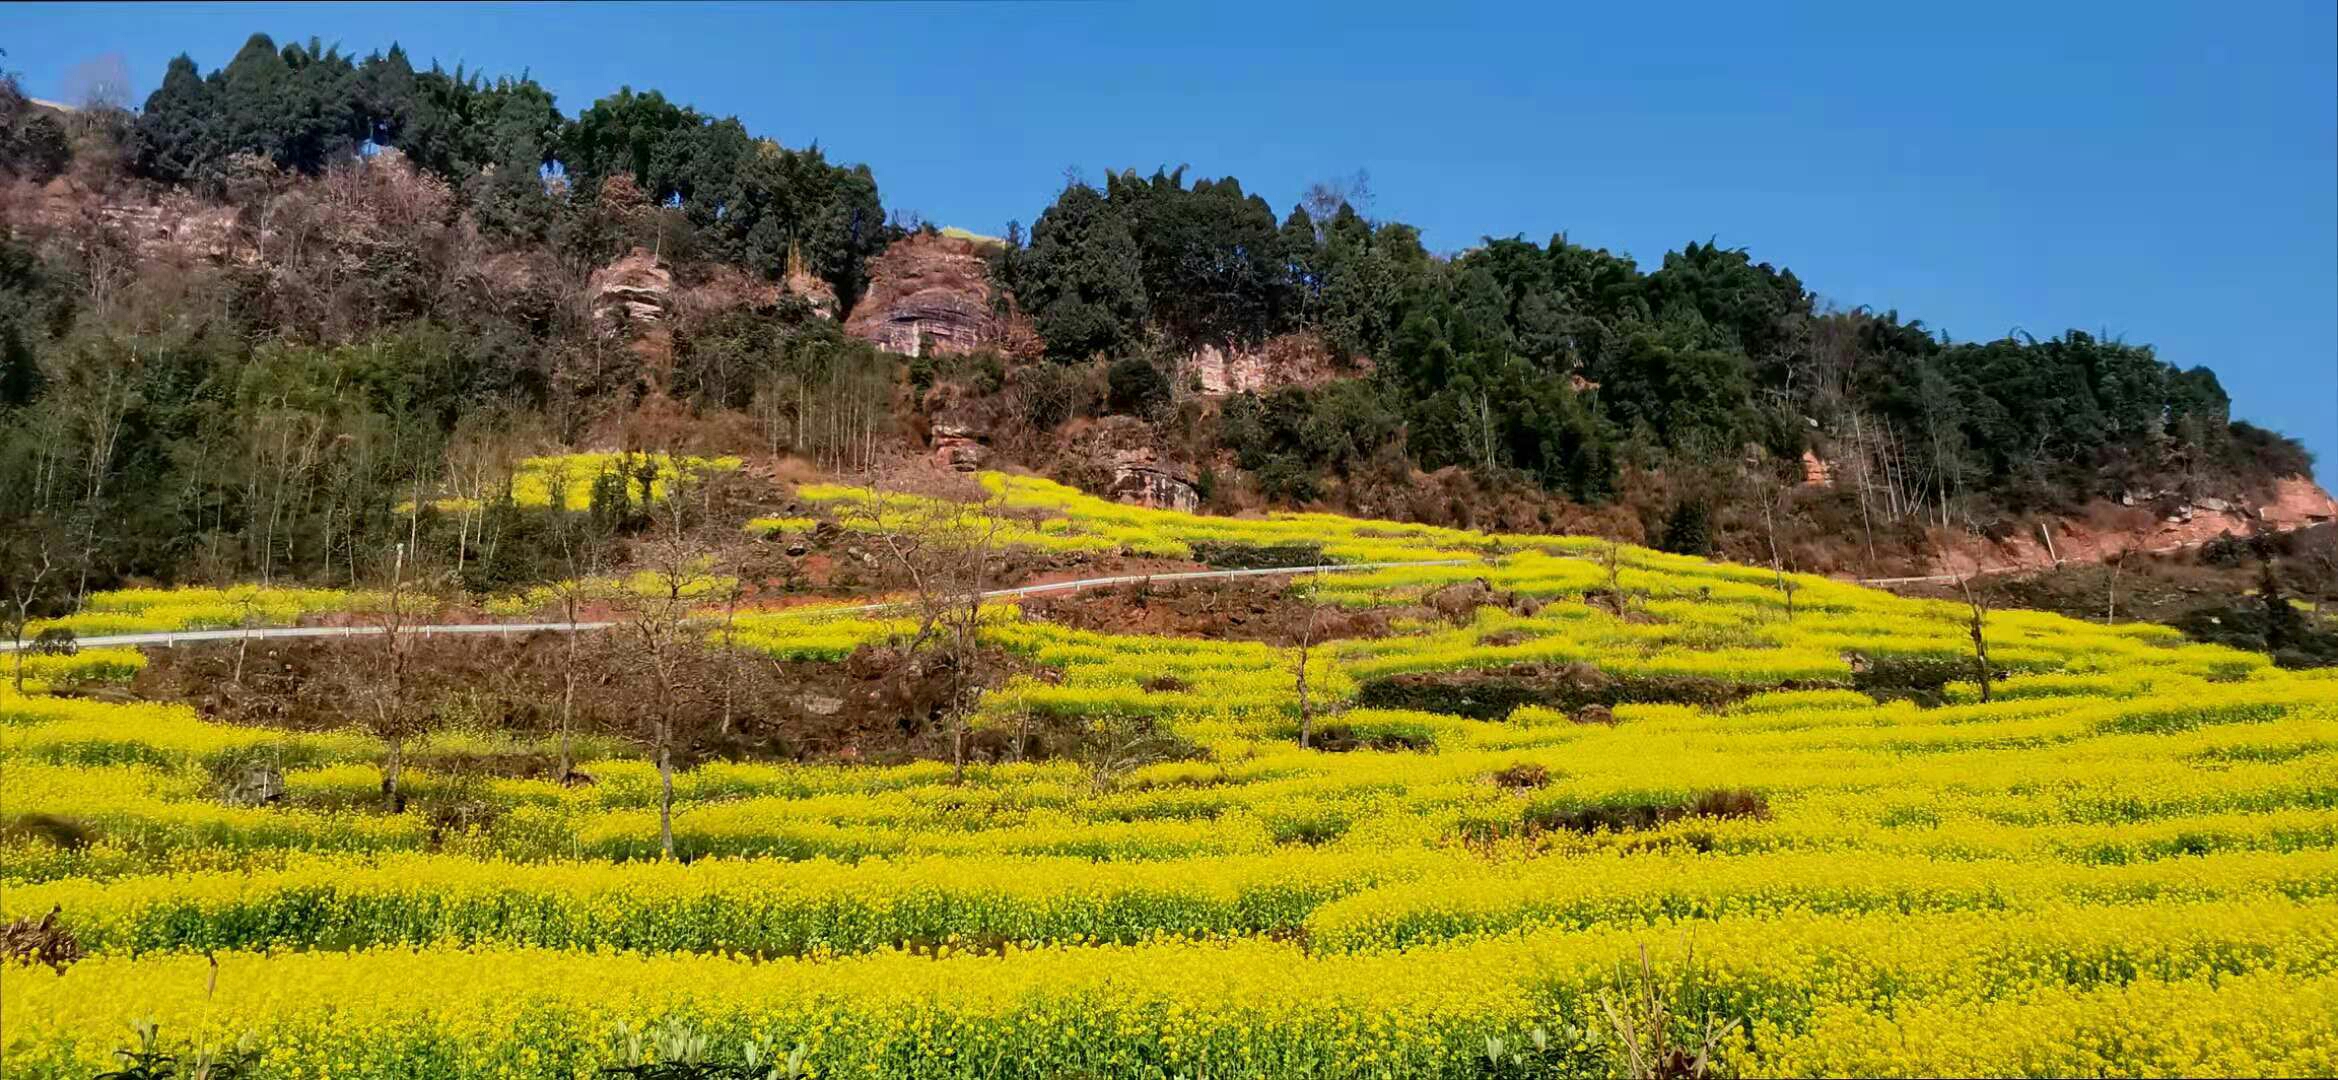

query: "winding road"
left=4, top=560, right=1471, bottom=652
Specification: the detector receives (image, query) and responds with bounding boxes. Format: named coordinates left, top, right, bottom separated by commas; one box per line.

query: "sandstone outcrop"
left=1111, top=446, right=1201, bottom=513
left=1799, top=449, right=1835, bottom=487
left=1057, top=416, right=1201, bottom=512
left=587, top=246, right=677, bottom=388
left=845, top=232, right=1039, bottom=359
left=918, top=381, right=1005, bottom=472
left=780, top=244, right=838, bottom=319
left=1186, top=332, right=1369, bottom=396
left=1936, top=476, right=2338, bottom=576
left=587, top=246, right=673, bottom=330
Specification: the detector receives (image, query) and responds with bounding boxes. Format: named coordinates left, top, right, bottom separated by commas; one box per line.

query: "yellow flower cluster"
left=421, top=451, right=743, bottom=513
left=27, top=584, right=405, bottom=637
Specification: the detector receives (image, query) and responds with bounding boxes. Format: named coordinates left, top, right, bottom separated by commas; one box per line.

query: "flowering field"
left=6, top=478, right=2336, bottom=1077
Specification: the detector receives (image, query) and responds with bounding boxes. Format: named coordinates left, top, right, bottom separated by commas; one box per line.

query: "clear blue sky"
left=10, top=1, right=2335, bottom=489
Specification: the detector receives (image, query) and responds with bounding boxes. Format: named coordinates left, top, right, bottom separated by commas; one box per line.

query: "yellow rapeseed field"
left=5, top=475, right=2334, bottom=1076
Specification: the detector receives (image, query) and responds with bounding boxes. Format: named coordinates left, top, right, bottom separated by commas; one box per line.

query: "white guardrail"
left=3, top=561, right=1473, bottom=652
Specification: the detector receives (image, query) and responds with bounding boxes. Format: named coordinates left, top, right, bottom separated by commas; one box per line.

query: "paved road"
left=5, top=560, right=1471, bottom=652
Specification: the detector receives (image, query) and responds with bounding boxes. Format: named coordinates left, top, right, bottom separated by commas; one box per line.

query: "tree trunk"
left=1969, top=614, right=1993, bottom=703
left=719, top=589, right=738, bottom=736
left=382, top=734, right=404, bottom=812
left=2107, top=555, right=2125, bottom=625
left=952, top=707, right=967, bottom=784
left=559, top=661, right=577, bottom=780
left=656, top=739, right=676, bottom=859
left=1297, top=666, right=1312, bottom=748
left=559, top=600, right=578, bottom=780
left=950, top=625, right=970, bottom=785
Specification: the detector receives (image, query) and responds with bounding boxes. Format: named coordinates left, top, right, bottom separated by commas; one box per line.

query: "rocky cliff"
left=1185, top=332, right=1369, bottom=396
left=844, top=233, right=1039, bottom=359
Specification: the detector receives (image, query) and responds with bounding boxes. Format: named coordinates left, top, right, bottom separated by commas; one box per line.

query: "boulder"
left=933, top=423, right=986, bottom=471
left=1111, top=446, right=1200, bottom=512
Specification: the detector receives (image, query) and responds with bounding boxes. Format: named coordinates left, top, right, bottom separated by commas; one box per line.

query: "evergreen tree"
left=1019, top=183, right=1148, bottom=360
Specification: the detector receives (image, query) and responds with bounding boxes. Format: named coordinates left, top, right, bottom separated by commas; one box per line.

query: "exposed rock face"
left=1111, top=446, right=1200, bottom=513
left=845, top=233, right=1039, bottom=358
left=1068, top=416, right=1201, bottom=512
left=0, top=162, right=247, bottom=269
left=1187, top=332, right=1370, bottom=396
left=2259, top=476, right=2338, bottom=529
left=921, top=382, right=1003, bottom=471
left=781, top=244, right=838, bottom=320
left=1799, top=449, right=1836, bottom=487
left=932, top=423, right=986, bottom=471
left=677, top=263, right=781, bottom=320
left=1938, top=476, right=2338, bottom=576
left=587, top=247, right=673, bottom=330
left=587, top=247, right=678, bottom=389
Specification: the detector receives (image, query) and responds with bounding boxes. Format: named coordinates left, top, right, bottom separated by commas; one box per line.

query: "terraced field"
left=6, top=474, right=2336, bottom=1077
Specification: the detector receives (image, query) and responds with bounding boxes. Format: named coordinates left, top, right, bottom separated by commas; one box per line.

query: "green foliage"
left=1104, top=356, right=1171, bottom=417
left=1012, top=361, right=1091, bottom=432
left=126, top=36, right=885, bottom=306
left=999, top=161, right=2309, bottom=515
left=0, top=75, right=75, bottom=184
left=136, top=35, right=366, bottom=184
left=1, top=31, right=2318, bottom=598
left=1658, top=501, right=1714, bottom=557
left=1010, top=182, right=1149, bottom=360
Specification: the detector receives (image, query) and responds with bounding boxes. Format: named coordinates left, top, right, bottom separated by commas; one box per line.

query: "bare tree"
left=61, top=53, right=132, bottom=113
left=2106, top=546, right=2135, bottom=625
left=1934, top=538, right=1996, bottom=703
left=1302, top=169, right=1374, bottom=228
left=1956, top=571, right=1994, bottom=702
left=1758, top=466, right=1801, bottom=620
left=3, top=536, right=59, bottom=694
left=713, top=537, right=750, bottom=738
left=246, top=401, right=327, bottom=584
left=1458, top=392, right=1500, bottom=475
left=348, top=541, right=433, bottom=810
left=613, top=477, right=713, bottom=857
left=440, top=419, right=520, bottom=584
left=543, top=465, right=615, bottom=781
left=852, top=472, right=1011, bottom=782
left=230, top=588, right=262, bottom=688
left=1848, top=411, right=1879, bottom=570
left=1597, top=540, right=1632, bottom=616
left=1294, top=569, right=1323, bottom=748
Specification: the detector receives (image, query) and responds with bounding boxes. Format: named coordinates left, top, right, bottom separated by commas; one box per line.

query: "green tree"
left=1017, top=182, right=1148, bottom=360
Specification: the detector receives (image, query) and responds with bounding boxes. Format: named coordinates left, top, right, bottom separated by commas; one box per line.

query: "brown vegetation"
left=1018, top=576, right=1397, bottom=646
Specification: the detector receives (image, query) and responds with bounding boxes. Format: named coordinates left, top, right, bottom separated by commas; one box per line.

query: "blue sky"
left=10, top=1, right=2335, bottom=489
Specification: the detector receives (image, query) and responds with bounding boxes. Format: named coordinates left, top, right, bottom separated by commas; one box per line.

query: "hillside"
left=3, top=36, right=2331, bottom=616
left=8, top=470, right=2338, bottom=1075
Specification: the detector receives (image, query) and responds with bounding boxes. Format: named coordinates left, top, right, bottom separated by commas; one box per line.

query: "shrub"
left=1106, top=356, right=1172, bottom=417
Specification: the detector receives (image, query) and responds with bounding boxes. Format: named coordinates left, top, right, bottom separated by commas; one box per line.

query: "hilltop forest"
left=0, top=33, right=2320, bottom=599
